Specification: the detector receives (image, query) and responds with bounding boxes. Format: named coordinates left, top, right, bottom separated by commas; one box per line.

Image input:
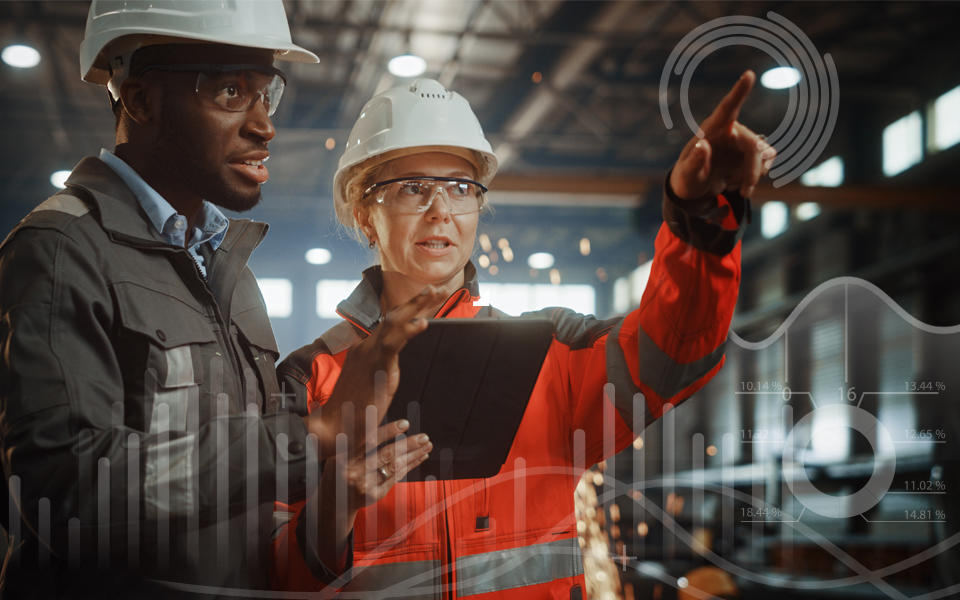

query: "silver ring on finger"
left=377, top=465, right=390, bottom=483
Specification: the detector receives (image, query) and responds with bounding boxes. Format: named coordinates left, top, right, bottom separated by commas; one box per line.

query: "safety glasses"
left=363, top=177, right=488, bottom=215
left=135, top=63, right=287, bottom=117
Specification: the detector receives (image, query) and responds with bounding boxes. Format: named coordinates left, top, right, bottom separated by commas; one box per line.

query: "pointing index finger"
left=699, top=70, right=755, bottom=139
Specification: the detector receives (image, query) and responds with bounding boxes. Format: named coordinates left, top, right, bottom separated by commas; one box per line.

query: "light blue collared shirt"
left=99, top=149, right=229, bottom=277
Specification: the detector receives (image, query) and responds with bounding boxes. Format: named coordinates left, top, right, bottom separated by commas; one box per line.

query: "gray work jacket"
left=0, top=157, right=310, bottom=596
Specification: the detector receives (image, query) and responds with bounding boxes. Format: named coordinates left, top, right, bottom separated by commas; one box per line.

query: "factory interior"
left=1, top=1, right=959, bottom=598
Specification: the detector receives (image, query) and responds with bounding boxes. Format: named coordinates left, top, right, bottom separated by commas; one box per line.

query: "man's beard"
left=205, top=177, right=262, bottom=213
left=155, top=103, right=263, bottom=213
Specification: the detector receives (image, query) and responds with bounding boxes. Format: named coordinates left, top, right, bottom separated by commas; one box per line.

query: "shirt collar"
left=98, top=148, right=228, bottom=250
left=335, top=262, right=481, bottom=332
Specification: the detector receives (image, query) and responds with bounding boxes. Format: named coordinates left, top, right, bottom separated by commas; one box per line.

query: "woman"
left=273, top=75, right=773, bottom=597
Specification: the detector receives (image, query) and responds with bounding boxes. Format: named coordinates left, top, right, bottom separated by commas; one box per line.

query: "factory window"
left=479, top=283, right=596, bottom=317
left=877, top=297, right=928, bottom=457
left=929, top=84, right=960, bottom=152
left=800, top=156, right=844, bottom=187
left=761, top=201, right=788, bottom=239
left=795, top=202, right=822, bottom=221
left=613, top=260, right=653, bottom=315
left=316, top=279, right=361, bottom=319
left=707, top=351, right=740, bottom=464
left=751, top=341, right=785, bottom=462
left=809, top=318, right=847, bottom=462
left=882, top=111, right=923, bottom=176
left=256, top=278, right=293, bottom=318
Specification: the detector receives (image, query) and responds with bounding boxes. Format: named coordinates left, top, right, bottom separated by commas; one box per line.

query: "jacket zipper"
left=183, top=249, right=248, bottom=406
left=440, top=480, right=455, bottom=598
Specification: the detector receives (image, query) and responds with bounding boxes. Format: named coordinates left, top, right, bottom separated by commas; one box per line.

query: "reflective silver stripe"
left=320, top=320, right=364, bottom=354
left=605, top=319, right=650, bottom=423
left=144, top=434, right=195, bottom=519
left=344, top=559, right=441, bottom=599
left=32, top=194, right=90, bottom=217
left=164, top=345, right=195, bottom=387
left=149, top=392, right=191, bottom=433
left=636, top=326, right=726, bottom=400
left=272, top=510, right=294, bottom=540
left=608, top=318, right=727, bottom=404
left=149, top=346, right=197, bottom=433
left=456, top=538, right=583, bottom=597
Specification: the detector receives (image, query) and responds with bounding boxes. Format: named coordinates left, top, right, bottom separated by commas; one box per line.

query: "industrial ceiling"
left=1, top=0, right=959, bottom=290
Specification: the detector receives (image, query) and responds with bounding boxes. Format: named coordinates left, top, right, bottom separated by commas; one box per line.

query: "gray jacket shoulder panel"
left=0, top=192, right=97, bottom=251
left=279, top=315, right=367, bottom=384
left=474, top=303, right=618, bottom=350
left=520, top=306, right=619, bottom=350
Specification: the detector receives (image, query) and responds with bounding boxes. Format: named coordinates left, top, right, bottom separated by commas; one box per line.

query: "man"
left=0, top=1, right=432, bottom=596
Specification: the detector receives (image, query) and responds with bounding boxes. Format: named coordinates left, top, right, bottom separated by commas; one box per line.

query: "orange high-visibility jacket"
left=272, top=190, right=748, bottom=598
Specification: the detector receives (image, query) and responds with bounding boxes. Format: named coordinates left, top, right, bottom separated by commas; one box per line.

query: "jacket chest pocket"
left=114, top=281, right=217, bottom=433
left=232, top=305, right=281, bottom=411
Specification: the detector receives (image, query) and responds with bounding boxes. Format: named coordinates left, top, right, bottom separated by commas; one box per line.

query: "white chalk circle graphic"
left=659, top=12, right=839, bottom=188
left=782, top=404, right=896, bottom=519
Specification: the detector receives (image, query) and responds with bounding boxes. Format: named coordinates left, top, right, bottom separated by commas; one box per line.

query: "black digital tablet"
left=384, top=318, right=555, bottom=481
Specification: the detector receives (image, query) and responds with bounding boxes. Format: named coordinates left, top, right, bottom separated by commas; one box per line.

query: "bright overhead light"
left=388, top=54, right=427, bottom=78
left=50, top=170, right=70, bottom=189
left=305, top=248, right=332, bottom=265
left=760, top=66, right=800, bottom=90
left=478, top=233, right=492, bottom=252
left=527, top=252, right=555, bottom=270
left=579, top=237, right=591, bottom=256
left=2, top=44, right=40, bottom=68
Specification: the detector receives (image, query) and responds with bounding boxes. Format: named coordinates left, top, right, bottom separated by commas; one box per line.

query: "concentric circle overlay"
left=782, top=404, right=896, bottom=519
left=659, top=12, right=839, bottom=188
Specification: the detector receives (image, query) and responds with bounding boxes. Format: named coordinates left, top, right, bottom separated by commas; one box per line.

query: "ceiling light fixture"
left=388, top=54, right=426, bottom=78
left=760, top=66, right=800, bottom=90
left=527, top=252, right=555, bottom=270
left=2, top=44, right=41, bottom=68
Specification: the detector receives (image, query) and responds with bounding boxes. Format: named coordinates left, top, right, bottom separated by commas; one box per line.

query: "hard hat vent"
left=409, top=79, right=449, bottom=100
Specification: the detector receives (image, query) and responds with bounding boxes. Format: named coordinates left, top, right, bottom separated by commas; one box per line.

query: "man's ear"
left=118, top=78, right=155, bottom=126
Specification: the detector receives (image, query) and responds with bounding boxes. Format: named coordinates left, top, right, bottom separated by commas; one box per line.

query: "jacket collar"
left=63, top=156, right=268, bottom=257
left=336, top=261, right=481, bottom=333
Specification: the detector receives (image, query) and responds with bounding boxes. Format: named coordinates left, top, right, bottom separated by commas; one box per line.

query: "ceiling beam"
left=488, top=174, right=960, bottom=210
left=493, top=1, right=645, bottom=168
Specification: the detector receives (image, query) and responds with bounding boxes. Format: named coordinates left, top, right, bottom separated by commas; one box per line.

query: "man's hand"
left=304, top=287, right=444, bottom=458
left=669, top=70, right=777, bottom=204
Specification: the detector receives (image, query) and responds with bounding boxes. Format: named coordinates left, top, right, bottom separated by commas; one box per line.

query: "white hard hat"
left=80, top=0, right=319, bottom=97
left=333, top=78, right=498, bottom=227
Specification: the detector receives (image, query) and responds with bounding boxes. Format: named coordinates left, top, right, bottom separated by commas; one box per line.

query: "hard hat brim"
left=81, top=31, right=319, bottom=84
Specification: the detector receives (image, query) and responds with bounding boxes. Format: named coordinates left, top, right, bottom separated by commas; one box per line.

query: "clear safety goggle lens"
left=135, top=64, right=287, bottom=117
left=363, top=177, right=488, bottom=215
left=195, top=69, right=285, bottom=117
